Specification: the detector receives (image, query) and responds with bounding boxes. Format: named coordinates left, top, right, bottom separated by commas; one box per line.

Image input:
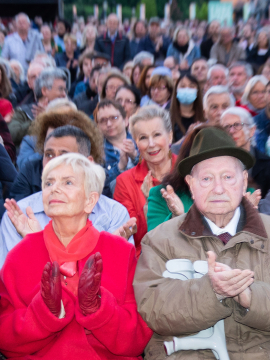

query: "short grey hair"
left=207, top=64, right=229, bottom=81
left=42, top=153, right=106, bottom=197
left=15, top=12, right=30, bottom=24
left=34, top=68, right=67, bottom=100
left=241, top=75, right=268, bottom=105
left=130, top=105, right=172, bottom=139
left=229, top=61, right=253, bottom=78
left=133, top=51, right=154, bottom=66
left=203, top=85, right=234, bottom=109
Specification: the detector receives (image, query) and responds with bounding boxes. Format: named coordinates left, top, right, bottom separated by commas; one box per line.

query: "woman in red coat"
left=0, top=153, right=152, bottom=360
left=114, top=105, right=177, bottom=258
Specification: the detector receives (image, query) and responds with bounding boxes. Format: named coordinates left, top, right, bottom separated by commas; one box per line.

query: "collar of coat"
left=179, top=197, right=267, bottom=239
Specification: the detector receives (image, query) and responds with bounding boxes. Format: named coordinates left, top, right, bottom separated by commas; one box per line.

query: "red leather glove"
left=78, top=252, right=103, bottom=316
left=41, top=261, right=62, bottom=317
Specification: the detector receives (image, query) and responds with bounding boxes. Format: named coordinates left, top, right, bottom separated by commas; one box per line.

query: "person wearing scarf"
left=0, top=153, right=152, bottom=360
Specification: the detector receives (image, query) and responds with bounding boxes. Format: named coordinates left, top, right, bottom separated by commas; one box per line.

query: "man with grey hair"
left=133, top=51, right=154, bottom=66
left=2, top=13, right=43, bottom=72
left=94, top=13, right=130, bottom=69
left=229, top=62, right=253, bottom=101
left=203, top=85, right=234, bottom=125
left=8, top=68, right=67, bottom=151
left=210, top=26, right=246, bottom=67
left=206, top=64, right=229, bottom=91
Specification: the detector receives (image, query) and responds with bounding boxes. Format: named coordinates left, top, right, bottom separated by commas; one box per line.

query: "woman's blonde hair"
left=42, top=153, right=105, bottom=197
left=241, top=75, right=268, bottom=105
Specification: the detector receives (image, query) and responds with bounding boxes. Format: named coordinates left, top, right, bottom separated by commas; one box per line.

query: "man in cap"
left=134, top=126, right=270, bottom=359
left=137, top=17, right=171, bottom=62
left=94, top=13, right=130, bottom=69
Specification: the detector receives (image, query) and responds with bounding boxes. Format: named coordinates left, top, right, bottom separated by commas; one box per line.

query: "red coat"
left=113, top=155, right=177, bottom=258
left=0, top=230, right=152, bottom=359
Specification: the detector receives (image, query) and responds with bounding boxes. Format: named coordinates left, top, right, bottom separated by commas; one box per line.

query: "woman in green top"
left=147, top=123, right=261, bottom=231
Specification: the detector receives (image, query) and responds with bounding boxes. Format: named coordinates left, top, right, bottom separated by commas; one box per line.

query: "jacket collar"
left=179, top=196, right=268, bottom=239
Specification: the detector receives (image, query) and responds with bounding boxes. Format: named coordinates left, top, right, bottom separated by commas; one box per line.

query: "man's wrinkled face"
left=229, top=66, right=248, bottom=93
left=191, top=60, right=208, bottom=83
left=204, top=93, right=232, bottom=125
left=185, top=156, right=247, bottom=220
left=209, top=69, right=228, bottom=86
left=16, top=15, right=30, bottom=33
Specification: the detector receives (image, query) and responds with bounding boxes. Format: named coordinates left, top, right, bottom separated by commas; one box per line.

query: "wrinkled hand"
left=122, top=139, right=138, bottom=160
left=214, top=260, right=252, bottom=309
left=160, top=185, right=184, bottom=216
left=179, top=60, right=189, bottom=70
left=4, top=199, right=42, bottom=238
left=118, top=150, right=129, bottom=171
left=78, top=252, right=103, bottom=316
left=244, top=189, right=261, bottom=209
left=41, top=261, right=62, bottom=317
left=207, top=251, right=254, bottom=300
left=141, top=171, right=153, bottom=199
left=113, top=217, right=137, bottom=240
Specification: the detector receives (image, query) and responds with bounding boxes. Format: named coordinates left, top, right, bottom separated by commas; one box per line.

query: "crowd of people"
left=1, top=9, right=270, bottom=360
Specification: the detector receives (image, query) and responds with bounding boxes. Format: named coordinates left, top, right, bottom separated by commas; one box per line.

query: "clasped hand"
left=207, top=251, right=254, bottom=308
left=41, top=252, right=103, bottom=317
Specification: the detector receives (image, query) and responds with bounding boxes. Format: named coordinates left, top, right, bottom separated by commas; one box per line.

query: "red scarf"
left=43, top=219, right=100, bottom=278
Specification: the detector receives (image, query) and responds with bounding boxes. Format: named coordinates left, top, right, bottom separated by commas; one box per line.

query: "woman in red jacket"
left=0, top=153, right=152, bottom=360
left=114, top=105, right=177, bottom=258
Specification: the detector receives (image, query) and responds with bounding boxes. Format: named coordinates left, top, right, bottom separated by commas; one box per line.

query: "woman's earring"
left=169, top=144, right=172, bottom=159
left=139, top=155, right=142, bottom=164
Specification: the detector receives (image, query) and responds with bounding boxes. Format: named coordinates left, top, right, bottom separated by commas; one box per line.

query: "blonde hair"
left=241, top=75, right=268, bottom=105
left=42, top=153, right=105, bottom=197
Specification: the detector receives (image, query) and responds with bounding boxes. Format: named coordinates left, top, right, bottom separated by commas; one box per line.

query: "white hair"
left=221, top=106, right=256, bottom=145
left=133, top=51, right=154, bottom=66
left=15, top=13, right=30, bottom=24
left=42, top=153, right=106, bottom=197
left=9, top=59, right=25, bottom=82
left=229, top=61, right=253, bottom=78
left=241, top=75, right=268, bottom=105
left=46, top=98, right=77, bottom=112
left=207, top=64, right=229, bottom=81
left=203, top=85, right=234, bottom=109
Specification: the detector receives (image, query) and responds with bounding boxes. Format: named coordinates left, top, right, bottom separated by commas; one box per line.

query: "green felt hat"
left=178, top=127, right=255, bottom=177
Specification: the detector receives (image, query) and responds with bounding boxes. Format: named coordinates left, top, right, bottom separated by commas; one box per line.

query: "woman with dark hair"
left=72, top=51, right=94, bottom=98
left=144, top=73, right=173, bottom=110
left=0, top=64, right=16, bottom=107
left=247, top=30, right=270, bottom=72
left=131, top=63, right=144, bottom=88
left=170, top=73, right=204, bottom=142
left=101, top=72, right=130, bottom=100
left=115, top=84, right=141, bottom=119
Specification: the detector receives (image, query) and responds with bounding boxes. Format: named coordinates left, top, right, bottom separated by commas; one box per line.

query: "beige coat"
left=210, top=41, right=246, bottom=67
left=134, top=198, right=270, bottom=359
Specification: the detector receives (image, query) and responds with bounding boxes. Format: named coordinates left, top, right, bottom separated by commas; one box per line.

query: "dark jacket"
left=9, top=156, right=43, bottom=202
left=55, top=51, right=79, bottom=83
left=137, top=35, right=171, bottom=61
left=76, top=94, right=99, bottom=118
left=0, top=116, right=16, bottom=163
left=254, top=110, right=270, bottom=153
left=94, top=32, right=131, bottom=69
left=130, top=39, right=141, bottom=59
left=247, top=46, right=270, bottom=70
left=73, top=85, right=97, bottom=108
left=250, top=146, right=270, bottom=199
left=200, top=37, right=214, bottom=59
left=14, top=82, right=34, bottom=106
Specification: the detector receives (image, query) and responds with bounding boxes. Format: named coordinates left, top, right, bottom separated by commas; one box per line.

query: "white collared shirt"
left=204, top=207, right=240, bottom=237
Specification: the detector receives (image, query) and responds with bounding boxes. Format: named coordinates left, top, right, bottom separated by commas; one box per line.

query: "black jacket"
left=94, top=32, right=130, bottom=69
left=251, top=146, right=270, bottom=199
left=77, top=94, right=99, bottom=118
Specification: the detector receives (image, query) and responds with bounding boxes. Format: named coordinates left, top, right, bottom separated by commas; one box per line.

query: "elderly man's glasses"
left=116, top=98, right=136, bottom=105
left=223, top=122, right=247, bottom=132
left=98, top=115, right=120, bottom=125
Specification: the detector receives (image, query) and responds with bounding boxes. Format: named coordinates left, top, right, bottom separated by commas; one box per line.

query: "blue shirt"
left=104, top=132, right=139, bottom=183
left=0, top=191, right=134, bottom=268
left=254, top=109, right=270, bottom=153
left=2, top=30, right=43, bottom=71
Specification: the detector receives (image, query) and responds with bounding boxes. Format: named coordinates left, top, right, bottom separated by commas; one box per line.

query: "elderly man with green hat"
left=134, top=126, right=270, bottom=359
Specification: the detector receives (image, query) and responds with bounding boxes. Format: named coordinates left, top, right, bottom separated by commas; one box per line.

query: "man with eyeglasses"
left=8, top=68, right=67, bottom=152
left=94, top=99, right=139, bottom=184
